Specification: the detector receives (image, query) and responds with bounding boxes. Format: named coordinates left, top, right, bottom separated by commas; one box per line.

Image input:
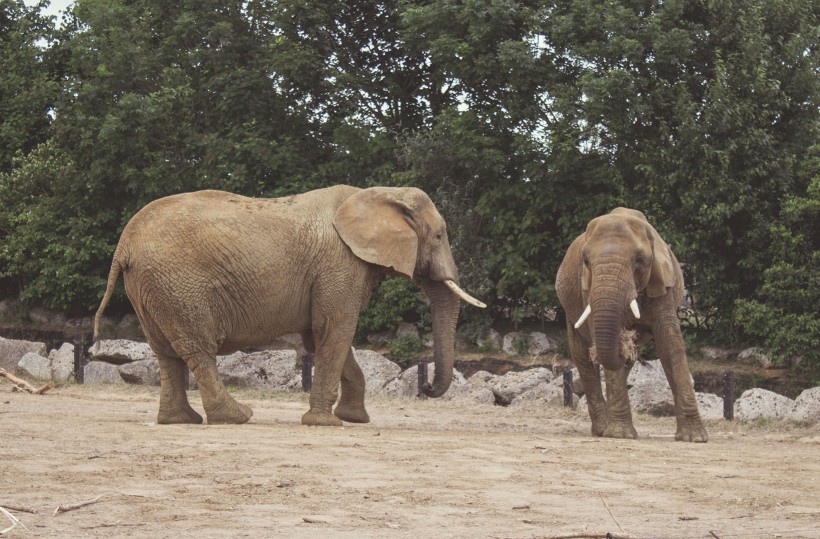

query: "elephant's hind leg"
left=172, top=339, right=252, bottom=425
left=157, top=354, right=203, bottom=424
left=333, top=348, right=370, bottom=424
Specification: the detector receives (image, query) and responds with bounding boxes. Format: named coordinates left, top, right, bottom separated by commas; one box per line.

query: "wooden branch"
left=53, top=495, right=103, bottom=516
left=0, top=503, right=36, bottom=514
left=599, top=492, right=626, bottom=535
left=0, top=369, right=54, bottom=395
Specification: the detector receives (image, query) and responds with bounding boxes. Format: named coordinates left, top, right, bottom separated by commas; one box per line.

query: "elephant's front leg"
left=333, top=348, right=370, bottom=423
left=301, top=319, right=357, bottom=427
left=603, top=363, right=637, bottom=439
left=654, top=316, right=708, bottom=442
left=569, top=326, right=608, bottom=436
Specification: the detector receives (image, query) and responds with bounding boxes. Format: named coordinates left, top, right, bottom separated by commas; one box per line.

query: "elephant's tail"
left=94, top=245, right=125, bottom=342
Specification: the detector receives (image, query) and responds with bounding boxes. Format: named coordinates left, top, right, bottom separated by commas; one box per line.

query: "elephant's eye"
left=582, top=254, right=590, bottom=267
left=635, top=253, right=646, bottom=265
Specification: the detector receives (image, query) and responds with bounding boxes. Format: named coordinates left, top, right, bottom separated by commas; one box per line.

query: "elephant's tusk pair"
left=574, top=300, right=641, bottom=329
left=444, top=280, right=487, bottom=308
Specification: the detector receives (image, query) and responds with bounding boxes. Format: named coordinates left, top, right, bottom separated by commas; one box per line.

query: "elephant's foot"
left=602, top=421, right=638, bottom=439
left=302, top=408, right=343, bottom=427
left=675, top=417, right=708, bottom=443
left=334, top=403, right=370, bottom=424
left=157, top=404, right=203, bottom=425
left=590, top=419, right=608, bottom=437
left=205, top=396, right=253, bottom=425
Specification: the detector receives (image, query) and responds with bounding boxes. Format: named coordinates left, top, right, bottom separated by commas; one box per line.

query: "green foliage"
left=0, top=0, right=816, bottom=369
left=0, top=140, right=110, bottom=309
left=734, top=173, right=820, bottom=367
left=388, top=334, right=425, bottom=368
left=0, top=0, right=58, bottom=174
left=357, top=277, right=427, bottom=337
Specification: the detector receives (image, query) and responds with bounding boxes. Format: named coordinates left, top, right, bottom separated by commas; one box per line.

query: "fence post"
left=73, top=334, right=85, bottom=384
left=723, top=370, right=734, bottom=420
left=301, top=353, right=313, bottom=392
left=417, top=361, right=428, bottom=399
left=563, top=370, right=573, bottom=407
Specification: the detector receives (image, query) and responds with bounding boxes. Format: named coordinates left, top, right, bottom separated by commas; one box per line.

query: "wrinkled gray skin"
left=556, top=208, right=707, bottom=442
left=95, top=185, right=475, bottom=426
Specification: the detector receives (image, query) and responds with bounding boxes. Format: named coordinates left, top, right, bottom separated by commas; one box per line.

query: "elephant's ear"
left=333, top=188, right=418, bottom=279
left=646, top=224, right=677, bottom=298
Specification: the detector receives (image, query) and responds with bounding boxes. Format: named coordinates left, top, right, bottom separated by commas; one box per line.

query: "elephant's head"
left=333, top=187, right=485, bottom=397
left=573, top=208, right=676, bottom=370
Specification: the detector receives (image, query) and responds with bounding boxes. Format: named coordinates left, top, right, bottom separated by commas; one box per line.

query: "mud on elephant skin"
left=94, top=185, right=485, bottom=426
left=555, top=208, right=707, bottom=442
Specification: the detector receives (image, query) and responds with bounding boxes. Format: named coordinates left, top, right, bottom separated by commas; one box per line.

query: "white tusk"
left=444, top=280, right=487, bottom=308
left=574, top=304, right=592, bottom=329
left=630, top=299, right=641, bottom=319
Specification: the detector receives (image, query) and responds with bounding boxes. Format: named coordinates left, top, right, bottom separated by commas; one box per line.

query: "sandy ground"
left=1, top=384, right=819, bottom=539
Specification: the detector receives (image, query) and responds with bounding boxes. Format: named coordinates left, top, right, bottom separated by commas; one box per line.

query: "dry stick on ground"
left=532, top=533, right=641, bottom=539
left=0, top=503, right=36, bottom=514
left=53, top=495, right=103, bottom=516
left=599, top=491, right=627, bottom=535
left=0, top=505, right=23, bottom=535
left=0, top=369, right=54, bottom=395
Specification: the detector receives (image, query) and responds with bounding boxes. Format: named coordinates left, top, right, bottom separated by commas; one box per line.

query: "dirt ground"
left=1, top=384, right=818, bottom=539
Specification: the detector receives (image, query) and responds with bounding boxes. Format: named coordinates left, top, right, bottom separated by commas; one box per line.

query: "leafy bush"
left=734, top=175, right=819, bottom=367
left=388, top=334, right=425, bottom=368
left=357, top=277, right=427, bottom=338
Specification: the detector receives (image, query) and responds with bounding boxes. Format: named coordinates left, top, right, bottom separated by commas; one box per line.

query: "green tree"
left=0, top=0, right=58, bottom=174
left=1, top=0, right=322, bottom=309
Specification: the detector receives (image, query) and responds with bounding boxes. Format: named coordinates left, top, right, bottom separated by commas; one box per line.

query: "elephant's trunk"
left=589, top=264, right=633, bottom=371
left=419, top=278, right=460, bottom=398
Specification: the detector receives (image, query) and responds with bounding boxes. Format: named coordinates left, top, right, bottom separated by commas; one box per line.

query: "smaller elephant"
left=556, top=208, right=707, bottom=442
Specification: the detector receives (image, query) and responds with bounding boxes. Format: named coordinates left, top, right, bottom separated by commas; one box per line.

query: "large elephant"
left=94, top=186, right=485, bottom=426
left=555, top=208, right=707, bottom=442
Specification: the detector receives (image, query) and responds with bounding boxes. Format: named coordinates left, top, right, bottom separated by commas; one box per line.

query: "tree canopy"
left=1, top=0, right=817, bottom=365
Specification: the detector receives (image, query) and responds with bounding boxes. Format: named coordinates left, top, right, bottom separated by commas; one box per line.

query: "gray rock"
left=696, top=392, right=725, bottom=420
left=487, top=368, right=553, bottom=405
left=737, top=347, right=773, bottom=368
left=502, top=332, right=558, bottom=356
left=380, top=363, right=467, bottom=398
left=119, top=359, right=161, bottom=386
left=626, top=360, right=684, bottom=416
left=476, top=329, right=502, bottom=351
left=445, top=382, right=496, bottom=404
left=65, top=317, right=93, bottom=329
left=735, top=388, right=795, bottom=421
left=468, top=370, right=497, bottom=385
left=366, top=330, right=394, bottom=346
left=700, top=346, right=737, bottom=361
left=395, top=323, right=420, bottom=341
left=84, top=361, right=125, bottom=384
left=118, top=313, right=140, bottom=328
left=628, top=359, right=694, bottom=388
left=790, top=387, right=820, bottom=422
left=511, top=382, right=571, bottom=408
left=216, top=349, right=299, bottom=388
left=352, top=349, right=401, bottom=395
left=18, top=352, right=52, bottom=380
left=88, top=339, right=155, bottom=364
left=27, top=307, right=66, bottom=326
left=0, top=337, right=48, bottom=372
left=49, top=343, right=75, bottom=382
